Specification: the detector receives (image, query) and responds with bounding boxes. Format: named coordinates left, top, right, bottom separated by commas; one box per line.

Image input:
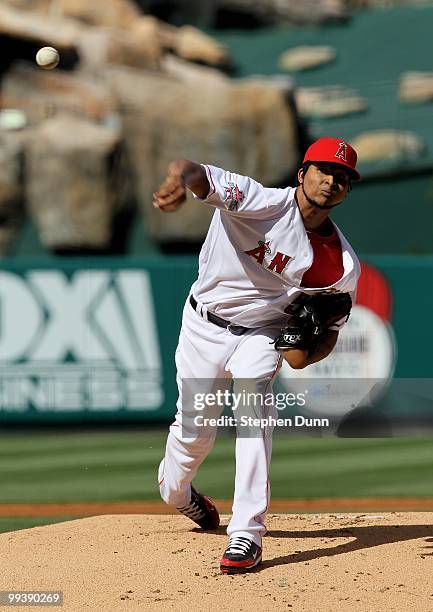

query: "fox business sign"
left=0, top=269, right=164, bottom=416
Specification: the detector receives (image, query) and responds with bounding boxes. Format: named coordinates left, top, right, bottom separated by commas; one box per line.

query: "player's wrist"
left=282, top=348, right=309, bottom=369
left=167, top=159, right=188, bottom=182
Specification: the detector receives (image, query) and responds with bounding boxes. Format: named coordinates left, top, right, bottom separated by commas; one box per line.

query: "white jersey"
left=190, top=164, right=360, bottom=329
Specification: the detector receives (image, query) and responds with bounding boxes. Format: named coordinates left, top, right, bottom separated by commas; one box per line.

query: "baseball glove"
left=273, top=292, right=352, bottom=351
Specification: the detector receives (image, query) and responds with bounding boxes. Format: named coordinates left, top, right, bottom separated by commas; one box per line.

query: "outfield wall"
left=0, top=255, right=431, bottom=424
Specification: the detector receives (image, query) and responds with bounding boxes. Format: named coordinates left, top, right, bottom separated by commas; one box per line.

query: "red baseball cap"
left=303, top=137, right=361, bottom=181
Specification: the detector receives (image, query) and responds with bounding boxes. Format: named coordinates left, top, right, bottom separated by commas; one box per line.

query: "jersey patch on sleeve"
left=223, top=182, right=244, bottom=210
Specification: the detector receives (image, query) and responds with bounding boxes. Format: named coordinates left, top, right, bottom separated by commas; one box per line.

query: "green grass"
left=0, top=430, right=164, bottom=503
left=0, top=430, right=433, bottom=504
left=270, top=437, right=433, bottom=498
left=0, top=431, right=432, bottom=534
left=0, top=517, right=73, bottom=534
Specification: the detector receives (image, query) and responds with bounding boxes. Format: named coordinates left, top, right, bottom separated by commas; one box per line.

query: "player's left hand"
left=273, top=292, right=352, bottom=352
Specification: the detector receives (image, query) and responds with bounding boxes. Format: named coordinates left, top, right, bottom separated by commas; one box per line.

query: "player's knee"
left=159, top=486, right=173, bottom=505
left=160, top=484, right=190, bottom=507
left=158, top=477, right=176, bottom=505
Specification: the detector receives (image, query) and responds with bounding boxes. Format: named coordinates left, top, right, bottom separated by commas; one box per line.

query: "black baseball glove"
left=273, top=292, right=352, bottom=351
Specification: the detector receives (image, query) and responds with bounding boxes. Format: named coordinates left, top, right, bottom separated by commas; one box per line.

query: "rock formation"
left=0, top=1, right=299, bottom=253
left=351, top=130, right=425, bottom=162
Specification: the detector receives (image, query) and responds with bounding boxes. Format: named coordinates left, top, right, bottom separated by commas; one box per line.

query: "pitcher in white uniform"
left=153, top=137, right=361, bottom=574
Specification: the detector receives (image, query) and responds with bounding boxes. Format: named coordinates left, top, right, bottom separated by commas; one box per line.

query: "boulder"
left=174, top=25, right=232, bottom=69
left=351, top=130, right=425, bottom=162
left=161, top=54, right=229, bottom=85
left=399, top=71, right=433, bottom=103
left=295, top=86, right=368, bottom=118
left=0, top=0, right=140, bottom=27
left=283, top=0, right=348, bottom=23
left=105, top=66, right=298, bottom=244
left=0, top=3, right=82, bottom=51
left=0, top=131, right=25, bottom=256
left=77, top=24, right=162, bottom=70
left=279, top=45, right=336, bottom=72
left=25, top=115, right=126, bottom=250
left=0, top=3, right=231, bottom=71
left=3, top=0, right=351, bottom=28
left=348, top=0, right=427, bottom=7
left=130, top=18, right=232, bottom=70
left=219, top=0, right=348, bottom=24
left=1, top=64, right=117, bottom=124
left=0, top=4, right=162, bottom=71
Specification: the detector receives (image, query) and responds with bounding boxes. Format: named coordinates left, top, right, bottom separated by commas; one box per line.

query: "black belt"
left=189, top=295, right=250, bottom=336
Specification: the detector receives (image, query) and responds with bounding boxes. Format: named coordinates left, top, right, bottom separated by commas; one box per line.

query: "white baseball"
left=36, top=47, right=60, bottom=70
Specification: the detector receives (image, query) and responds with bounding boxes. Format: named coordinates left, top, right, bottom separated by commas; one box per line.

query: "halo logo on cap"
left=335, top=141, right=348, bottom=162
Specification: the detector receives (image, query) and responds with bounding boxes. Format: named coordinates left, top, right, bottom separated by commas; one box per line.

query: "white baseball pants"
left=158, top=297, right=283, bottom=546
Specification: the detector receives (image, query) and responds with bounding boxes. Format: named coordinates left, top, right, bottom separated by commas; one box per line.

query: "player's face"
left=299, top=163, right=351, bottom=208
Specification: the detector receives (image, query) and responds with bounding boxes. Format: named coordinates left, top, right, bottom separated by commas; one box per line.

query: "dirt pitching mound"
left=0, top=513, right=432, bottom=611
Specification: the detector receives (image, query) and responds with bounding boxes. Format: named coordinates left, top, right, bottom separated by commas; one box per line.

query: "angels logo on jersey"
left=245, top=240, right=292, bottom=275
left=224, top=182, right=244, bottom=210
left=335, top=141, right=348, bottom=162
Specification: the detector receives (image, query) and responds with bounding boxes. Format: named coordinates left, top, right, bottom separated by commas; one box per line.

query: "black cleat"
left=176, top=485, right=220, bottom=530
left=220, top=536, right=262, bottom=574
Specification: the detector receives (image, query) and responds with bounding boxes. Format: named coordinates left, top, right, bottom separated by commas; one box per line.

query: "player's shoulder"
left=206, top=164, right=294, bottom=195
left=262, top=184, right=297, bottom=210
left=263, top=184, right=296, bottom=198
left=203, top=163, right=261, bottom=194
left=204, top=164, right=296, bottom=216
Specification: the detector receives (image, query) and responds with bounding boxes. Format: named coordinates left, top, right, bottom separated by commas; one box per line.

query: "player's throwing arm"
left=153, top=160, right=210, bottom=212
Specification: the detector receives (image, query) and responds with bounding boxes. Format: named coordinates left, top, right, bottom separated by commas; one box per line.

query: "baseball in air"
left=36, top=47, right=60, bottom=70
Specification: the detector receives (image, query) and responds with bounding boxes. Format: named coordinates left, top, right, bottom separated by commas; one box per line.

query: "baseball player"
left=154, top=137, right=361, bottom=574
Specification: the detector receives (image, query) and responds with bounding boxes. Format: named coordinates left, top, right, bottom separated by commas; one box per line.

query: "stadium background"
left=1, top=1, right=433, bottom=534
